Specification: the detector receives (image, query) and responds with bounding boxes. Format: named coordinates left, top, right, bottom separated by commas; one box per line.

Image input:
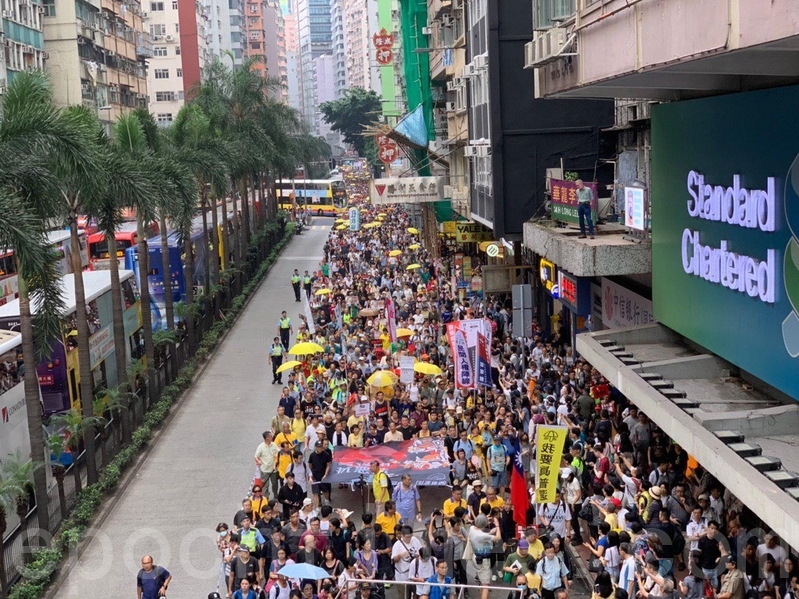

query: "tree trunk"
left=54, top=467, right=67, bottom=520
left=210, top=194, right=221, bottom=314
left=16, top=275, right=50, bottom=536
left=201, top=192, right=211, bottom=297
left=230, top=176, right=241, bottom=279
left=258, top=172, right=266, bottom=229
left=106, top=233, right=132, bottom=445
left=72, top=448, right=82, bottom=495
left=219, top=192, right=229, bottom=272
left=69, top=216, right=98, bottom=486
left=159, top=212, right=174, bottom=331
left=183, top=224, right=196, bottom=353
left=241, top=175, right=251, bottom=246
left=136, top=215, right=156, bottom=403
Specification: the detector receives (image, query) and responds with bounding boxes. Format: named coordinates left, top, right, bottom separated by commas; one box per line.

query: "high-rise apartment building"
left=341, top=0, right=378, bottom=93
left=284, top=3, right=300, bottom=109
left=329, top=0, right=345, bottom=98
left=3, top=0, right=47, bottom=88
left=262, top=0, right=286, bottom=96
left=144, top=0, right=209, bottom=124
left=207, top=0, right=241, bottom=66
left=43, top=0, right=150, bottom=127
left=296, top=0, right=331, bottom=130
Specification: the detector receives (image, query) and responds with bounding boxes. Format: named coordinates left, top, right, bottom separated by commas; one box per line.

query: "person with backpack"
left=537, top=489, right=571, bottom=539
left=370, top=460, right=392, bottom=514
left=487, top=436, right=510, bottom=495
left=535, top=543, right=570, bottom=599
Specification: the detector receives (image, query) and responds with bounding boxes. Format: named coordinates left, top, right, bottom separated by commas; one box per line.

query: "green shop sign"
left=651, top=84, right=799, bottom=401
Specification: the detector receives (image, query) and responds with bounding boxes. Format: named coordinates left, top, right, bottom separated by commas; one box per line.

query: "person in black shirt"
left=308, top=441, right=333, bottom=505
left=328, top=518, right=350, bottom=562
left=374, top=418, right=387, bottom=444
left=697, top=521, right=724, bottom=590
left=398, top=416, right=416, bottom=440
left=278, top=473, right=305, bottom=519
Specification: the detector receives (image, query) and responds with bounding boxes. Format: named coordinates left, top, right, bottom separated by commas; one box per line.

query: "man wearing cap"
left=503, top=539, right=537, bottom=579
left=468, top=514, right=503, bottom=599
left=308, top=440, right=333, bottom=507
left=467, top=481, right=486, bottom=521
left=228, top=545, right=260, bottom=597
left=717, top=556, right=746, bottom=599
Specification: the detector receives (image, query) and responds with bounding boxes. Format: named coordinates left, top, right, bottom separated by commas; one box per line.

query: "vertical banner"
left=385, top=296, right=397, bottom=343
left=447, top=324, right=475, bottom=389
left=534, top=426, right=567, bottom=504
left=302, top=293, right=316, bottom=334
left=399, top=355, right=416, bottom=384
left=476, top=331, right=491, bottom=387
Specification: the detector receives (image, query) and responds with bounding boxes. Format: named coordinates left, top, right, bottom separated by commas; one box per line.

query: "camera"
left=476, top=557, right=484, bottom=565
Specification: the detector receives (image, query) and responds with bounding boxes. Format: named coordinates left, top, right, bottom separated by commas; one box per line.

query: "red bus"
left=88, top=221, right=159, bottom=270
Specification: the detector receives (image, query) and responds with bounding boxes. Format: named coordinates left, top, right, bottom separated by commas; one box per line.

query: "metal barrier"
left=331, top=577, right=526, bottom=599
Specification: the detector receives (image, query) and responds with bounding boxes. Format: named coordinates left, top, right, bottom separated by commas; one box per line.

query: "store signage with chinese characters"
left=375, top=134, right=399, bottom=165
left=454, top=222, right=493, bottom=242
left=558, top=271, right=578, bottom=307
left=371, top=177, right=443, bottom=204
left=373, top=28, right=394, bottom=66
left=550, top=179, right=598, bottom=224
left=601, top=278, right=654, bottom=330
left=539, top=258, right=557, bottom=293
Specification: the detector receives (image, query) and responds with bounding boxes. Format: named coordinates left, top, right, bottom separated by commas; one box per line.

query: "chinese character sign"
left=601, top=277, right=655, bottom=330
left=385, top=296, right=397, bottom=343
left=375, top=47, right=393, bottom=66
left=550, top=179, right=598, bottom=225
left=476, top=331, right=491, bottom=387
left=373, top=28, right=394, bottom=66
left=447, top=325, right=475, bottom=390
left=535, top=425, right=567, bottom=504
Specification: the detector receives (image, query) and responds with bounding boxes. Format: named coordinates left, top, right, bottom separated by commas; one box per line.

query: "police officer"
left=291, top=269, right=301, bottom=302
left=270, top=336, right=284, bottom=384
left=278, top=311, right=293, bottom=351
left=303, top=270, right=313, bottom=300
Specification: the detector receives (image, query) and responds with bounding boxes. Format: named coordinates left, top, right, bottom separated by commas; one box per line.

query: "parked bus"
left=124, top=206, right=235, bottom=330
left=0, top=230, right=90, bottom=307
left=0, top=270, right=144, bottom=414
left=87, top=221, right=160, bottom=270
left=275, top=178, right=348, bottom=216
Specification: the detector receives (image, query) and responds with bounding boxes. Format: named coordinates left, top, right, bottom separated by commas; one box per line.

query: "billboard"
left=651, top=85, right=799, bottom=401
left=550, top=179, right=598, bottom=224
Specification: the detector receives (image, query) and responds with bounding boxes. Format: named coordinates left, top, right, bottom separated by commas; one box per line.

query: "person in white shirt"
left=383, top=421, right=404, bottom=443
left=618, top=543, right=636, bottom=599
left=392, top=526, right=424, bottom=599
left=686, top=507, right=707, bottom=552
left=331, top=422, right=349, bottom=448
left=537, top=490, right=571, bottom=539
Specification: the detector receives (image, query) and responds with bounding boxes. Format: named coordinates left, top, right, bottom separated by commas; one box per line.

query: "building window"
left=157, top=113, right=173, bottom=123
left=154, top=68, right=169, bottom=78
left=249, top=41, right=261, bottom=49
left=175, top=45, right=180, bottom=54
left=249, top=30, right=258, bottom=39
left=172, top=0, right=177, bottom=7
left=178, top=90, right=184, bottom=100
left=155, top=91, right=175, bottom=101
left=42, top=0, right=55, bottom=16
left=153, top=46, right=167, bottom=56
left=175, top=23, right=179, bottom=32
left=176, top=68, right=182, bottom=77
left=150, top=1, right=164, bottom=10
left=150, top=23, right=166, bottom=36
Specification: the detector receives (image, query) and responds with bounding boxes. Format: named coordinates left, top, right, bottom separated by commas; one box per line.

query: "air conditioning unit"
left=42, top=51, right=49, bottom=59
left=2, top=10, right=12, bottom=18
left=446, top=80, right=456, bottom=92
left=453, top=76, right=464, bottom=88
left=441, top=13, right=452, bottom=26
left=22, top=45, right=33, bottom=54
left=142, top=11, right=149, bottom=17
left=475, top=145, right=489, bottom=157
left=99, top=63, right=107, bottom=71
left=3, top=39, right=11, bottom=47
left=462, top=63, right=474, bottom=77
left=474, top=53, right=487, bottom=70
left=152, top=34, right=161, bottom=40
left=421, top=26, right=431, bottom=35
left=445, top=101, right=455, bottom=112
left=524, top=41, right=534, bottom=69
left=165, top=34, right=175, bottom=41
left=546, top=27, right=567, bottom=58
left=464, top=146, right=477, bottom=157
left=38, top=6, right=45, bottom=13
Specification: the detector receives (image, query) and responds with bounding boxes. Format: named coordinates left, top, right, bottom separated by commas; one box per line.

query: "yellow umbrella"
left=406, top=263, right=422, bottom=270
left=276, top=360, right=302, bottom=374
left=408, top=244, right=421, bottom=250
left=315, top=288, right=333, bottom=295
left=336, top=224, right=347, bottom=230
left=367, top=370, right=398, bottom=387
left=378, top=212, right=387, bottom=217
left=335, top=218, right=346, bottom=224
left=389, top=249, right=402, bottom=257
left=408, top=227, right=419, bottom=235
left=289, top=342, right=325, bottom=355
left=414, top=362, right=443, bottom=376
left=396, top=328, right=414, bottom=337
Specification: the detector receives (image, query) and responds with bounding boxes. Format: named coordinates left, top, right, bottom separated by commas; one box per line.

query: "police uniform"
left=303, top=273, right=312, bottom=299
left=270, top=342, right=284, bottom=383
left=291, top=272, right=301, bottom=301
left=279, top=316, right=292, bottom=350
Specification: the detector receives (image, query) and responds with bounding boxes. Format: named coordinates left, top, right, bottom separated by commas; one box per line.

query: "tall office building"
left=296, top=0, right=331, bottom=131
left=143, top=0, right=209, bottom=124
left=207, top=0, right=241, bottom=66
left=284, top=2, right=300, bottom=109
left=43, top=0, right=149, bottom=128
left=262, top=0, right=287, bottom=97
left=342, top=0, right=378, bottom=92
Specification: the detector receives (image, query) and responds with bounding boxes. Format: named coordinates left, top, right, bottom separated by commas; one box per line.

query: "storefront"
left=537, top=257, right=592, bottom=348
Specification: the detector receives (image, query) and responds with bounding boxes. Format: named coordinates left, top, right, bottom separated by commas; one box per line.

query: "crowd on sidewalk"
left=208, top=181, right=798, bottom=599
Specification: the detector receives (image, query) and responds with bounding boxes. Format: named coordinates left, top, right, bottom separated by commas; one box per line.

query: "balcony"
left=135, top=30, right=153, bottom=57
left=532, top=0, right=799, bottom=101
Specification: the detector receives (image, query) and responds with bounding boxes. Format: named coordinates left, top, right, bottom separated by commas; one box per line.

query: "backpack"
left=382, top=472, right=394, bottom=497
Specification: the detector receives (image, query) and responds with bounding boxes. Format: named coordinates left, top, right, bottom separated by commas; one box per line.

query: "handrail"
left=331, top=577, right=525, bottom=599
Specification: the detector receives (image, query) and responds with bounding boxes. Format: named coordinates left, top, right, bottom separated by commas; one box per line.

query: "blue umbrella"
left=277, top=563, right=332, bottom=580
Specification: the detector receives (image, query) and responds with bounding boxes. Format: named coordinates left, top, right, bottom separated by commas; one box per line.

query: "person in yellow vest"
left=278, top=311, right=293, bottom=351
left=303, top=270, right=313, bottom=299
left=270, top=337, right=284, bottom=384
left=291, top=269, right=301, bottom=302
left=370, top=460, right=391, bottom=514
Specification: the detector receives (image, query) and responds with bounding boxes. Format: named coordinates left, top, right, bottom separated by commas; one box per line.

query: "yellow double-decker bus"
left=276, top=178, right=348, bottom=216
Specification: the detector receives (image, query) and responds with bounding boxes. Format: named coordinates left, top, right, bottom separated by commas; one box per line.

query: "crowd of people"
left=210, top=168, right=797, bottom=599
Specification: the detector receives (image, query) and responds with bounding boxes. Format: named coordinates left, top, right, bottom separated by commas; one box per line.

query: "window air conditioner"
left=464, top=146, right=477, bottom=157
left=524, top=41, right=535, bottom=69
left=422, top=26, right=431, bottom=35
left=445, top=101, right=455, bottom=111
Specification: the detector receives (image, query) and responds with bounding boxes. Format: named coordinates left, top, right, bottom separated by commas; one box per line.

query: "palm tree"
left=44, top=434, right=68, bottom=522
left=0, top=452, right=36, bottom=597
left=48, top=410, right=103, bottom=496
left=0, top=72, right=98, bottom=534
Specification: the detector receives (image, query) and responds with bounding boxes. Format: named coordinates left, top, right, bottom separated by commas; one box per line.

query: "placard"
left=624, top=186, right=646, bottom=231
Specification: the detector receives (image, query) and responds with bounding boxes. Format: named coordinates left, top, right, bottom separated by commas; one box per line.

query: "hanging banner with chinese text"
left=371, top=177, right=444, bottom=204
left=535, top=425, right=567, bottom=504
left=446, top=324, right=475, bottom=390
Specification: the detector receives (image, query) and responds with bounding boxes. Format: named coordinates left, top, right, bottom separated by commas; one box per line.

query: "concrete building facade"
left=43, top=0, right=150, bottom=128
left=296, top=0, right=331, bottom=130
left=3, top=0, right=46, bottom=87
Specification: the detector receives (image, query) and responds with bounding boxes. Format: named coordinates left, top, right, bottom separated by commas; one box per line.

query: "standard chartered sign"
left=680, top=170, right=778, bottom=303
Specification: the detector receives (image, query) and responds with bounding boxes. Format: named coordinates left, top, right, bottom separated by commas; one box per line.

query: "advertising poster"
left=651, top=85, right=799, bottom=400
